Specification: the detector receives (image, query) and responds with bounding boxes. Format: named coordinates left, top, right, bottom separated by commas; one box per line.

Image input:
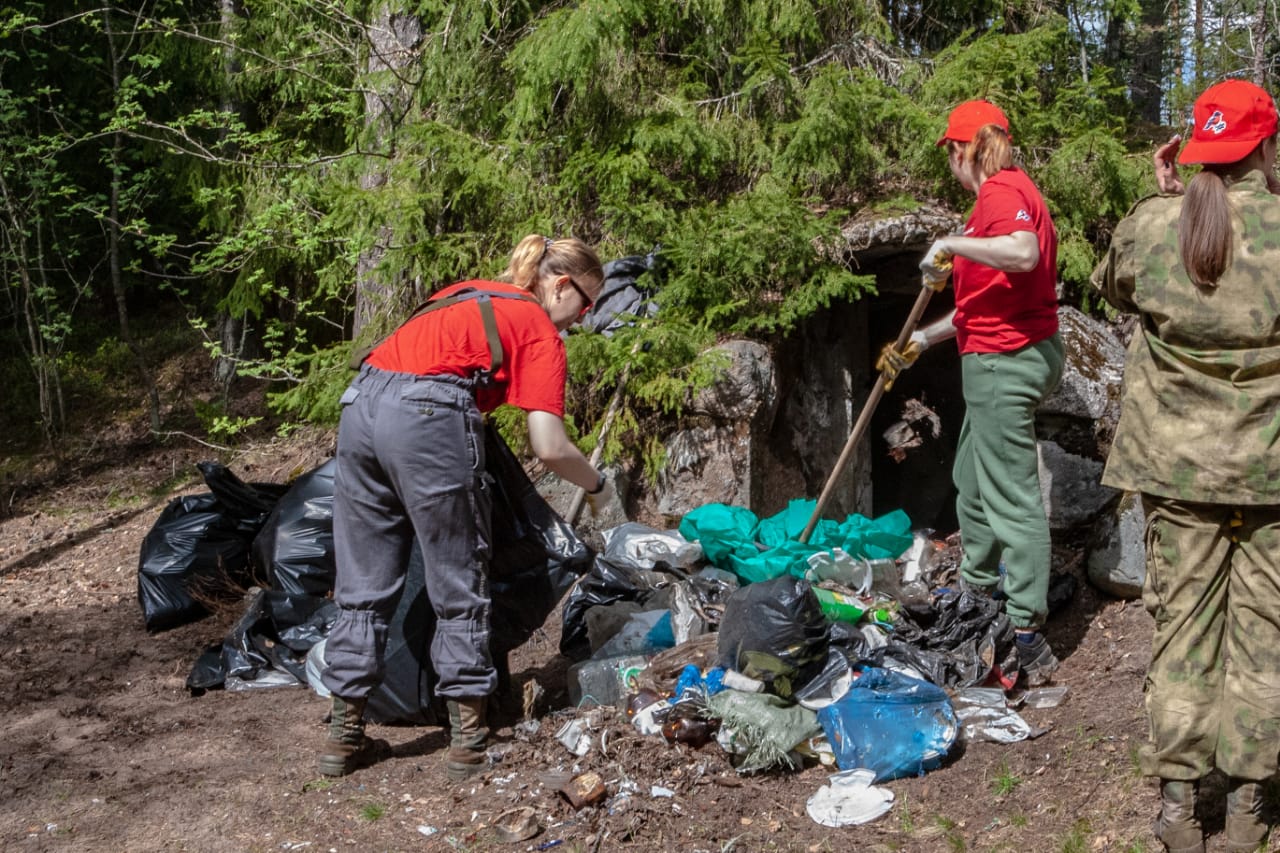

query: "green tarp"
left=678, top=499, right=913, bottom=586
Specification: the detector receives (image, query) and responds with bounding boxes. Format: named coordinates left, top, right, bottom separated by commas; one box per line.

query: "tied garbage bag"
left=817, top=666, right=958, bottom=782
left=250, top=459, right=337, bottom=597
left=717, top=575, right=829, bottom=700
left=708, top=689, right=822, bottom=773
left=138, top=462, right=288, bottom=631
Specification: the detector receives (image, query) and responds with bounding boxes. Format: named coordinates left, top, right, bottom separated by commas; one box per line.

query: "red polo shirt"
left=952, top=168, right=1059, bottom=353
left=366, top=280, right=567, bottom=415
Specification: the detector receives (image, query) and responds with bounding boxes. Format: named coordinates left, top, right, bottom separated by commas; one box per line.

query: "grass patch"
left=1059, top=818, right=1092, bottom=853
left=992, top=761, right=1022, bottom=796
left=358, top=802, right=387, bottom=821
left=936, top=816, right=965, bottom=851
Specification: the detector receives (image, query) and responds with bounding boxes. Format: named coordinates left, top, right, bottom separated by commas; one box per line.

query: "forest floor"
left=0, top=375, right=1271, bottom=853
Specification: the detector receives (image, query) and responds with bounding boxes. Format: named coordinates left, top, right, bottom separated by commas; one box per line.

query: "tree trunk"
left=103, top=9, right=162, bottom=434
left=352, top=6, right=422, bottom=339
left=1252, top=2, right=1267, bottom=85
left=1193, top=0, right=1204, bottom=90
left=215, top=0, right=249, bottom=401
left=1130, top=0, right=1167, bottom=125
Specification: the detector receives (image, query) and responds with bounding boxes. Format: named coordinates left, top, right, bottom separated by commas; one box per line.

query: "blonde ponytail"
left=502, top=234, right=604, bottom=293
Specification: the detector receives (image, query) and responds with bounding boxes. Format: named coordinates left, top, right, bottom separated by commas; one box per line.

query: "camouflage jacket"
left=1090, top=170, right=1280, bottom=503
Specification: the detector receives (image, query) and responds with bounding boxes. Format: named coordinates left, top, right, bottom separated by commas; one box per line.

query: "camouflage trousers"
left=1141, top=495, right=1280, bottom=782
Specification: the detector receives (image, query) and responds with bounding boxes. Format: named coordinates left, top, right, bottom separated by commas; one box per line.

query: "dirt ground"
left=0, top=425, right=1269, bottom=853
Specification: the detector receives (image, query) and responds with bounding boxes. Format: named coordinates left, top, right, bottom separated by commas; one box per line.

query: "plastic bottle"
left=567, top=654, right=649, bottom=708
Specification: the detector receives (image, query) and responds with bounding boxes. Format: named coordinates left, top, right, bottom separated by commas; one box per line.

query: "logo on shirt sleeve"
left=1015, top=209, right=1032, bottom=222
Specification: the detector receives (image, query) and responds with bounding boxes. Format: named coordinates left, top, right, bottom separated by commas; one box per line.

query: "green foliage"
left=1, top=0, right=1223, bottom=468
left=193, top=400, right=263, bottom=444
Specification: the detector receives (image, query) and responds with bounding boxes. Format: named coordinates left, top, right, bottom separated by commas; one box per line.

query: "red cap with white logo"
left=1179, top=79, right=1278, bottom=165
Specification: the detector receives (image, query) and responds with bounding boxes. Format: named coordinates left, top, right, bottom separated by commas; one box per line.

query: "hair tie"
left=543, top=237, right=554, bottom=253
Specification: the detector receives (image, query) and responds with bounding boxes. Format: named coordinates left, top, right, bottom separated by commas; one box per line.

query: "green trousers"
left=954, top=333, right=1064, bottom=629
left=1141, top=495, right=1280, bottom=782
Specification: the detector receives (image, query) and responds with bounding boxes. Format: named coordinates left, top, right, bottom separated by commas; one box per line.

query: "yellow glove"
left=920, top=239, right=954, bottom=291
left=875, top=331, right=928, bottom=389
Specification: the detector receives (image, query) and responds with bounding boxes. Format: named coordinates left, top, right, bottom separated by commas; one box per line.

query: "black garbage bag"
left=186, top=589, right=334, bottom=693
left=716, top=575, right=831, bottom=700
left=190, top=424, right=592, bottom=723
left=250, top=459, right=337, bottom=597
left=875, top=588, right=1017, bottom=688
left=368, top=426, right=593, bottom=722
left=485, top=423, right=593, bottom=656
left=365, top=542, right=439, bottom=723
left=138, top=463, right=287, bottom=631
left=558, top=555, right=682, bottom=661
left=581, top=250, right=664, bottom=337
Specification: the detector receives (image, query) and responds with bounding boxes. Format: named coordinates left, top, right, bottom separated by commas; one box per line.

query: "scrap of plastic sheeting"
left=224, top=669, right=301, bottom=691
left=555, top=718, right=593, bottom=756
left=602, top=522, right=705, bottom=570
left=952, top=687, right=1034, bottom=744
left=806, top=769, right=895, bottom=827
left=899, top=530, right=939, bottom=585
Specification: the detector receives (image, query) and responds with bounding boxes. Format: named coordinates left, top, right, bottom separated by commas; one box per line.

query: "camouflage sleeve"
left=1090, top=213, right=1138, bottom=313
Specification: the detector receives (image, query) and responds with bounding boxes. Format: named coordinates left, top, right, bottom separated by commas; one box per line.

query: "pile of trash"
left=542, top=505, right=1070, bottom=825
left=136, top=443, right=1072, bottom=827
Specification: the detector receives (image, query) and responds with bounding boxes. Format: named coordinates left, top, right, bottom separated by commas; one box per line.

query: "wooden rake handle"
left=799, top=284, right=936, bottom=544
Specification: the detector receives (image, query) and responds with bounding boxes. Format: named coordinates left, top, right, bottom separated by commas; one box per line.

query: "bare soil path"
left=0, top=429, right=1242, bottom=853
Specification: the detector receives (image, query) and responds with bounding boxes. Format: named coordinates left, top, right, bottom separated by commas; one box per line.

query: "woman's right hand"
left=1155, top=135, right=1184, bottom=195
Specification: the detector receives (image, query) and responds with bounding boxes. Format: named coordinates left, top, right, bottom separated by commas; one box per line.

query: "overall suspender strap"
left=348, top=287, right=539, bottom=373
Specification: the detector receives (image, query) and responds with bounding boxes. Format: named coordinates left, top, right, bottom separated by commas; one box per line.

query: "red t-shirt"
left=952, top=168, right=1059, bottom=354
left=365, top=280, right=567, bottom=415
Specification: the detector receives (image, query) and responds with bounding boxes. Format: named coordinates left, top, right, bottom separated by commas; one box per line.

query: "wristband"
left=587, top=470, right=606, bottom=494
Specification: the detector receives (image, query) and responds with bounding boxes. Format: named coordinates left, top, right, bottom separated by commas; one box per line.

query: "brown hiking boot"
left=317, top=695, right=383, bottom=777
left=1225, top=779, right=1269, bottom=853
left=1154, top=780, right=1204, bottom=853
left=445, top=697, right=490, bottom=782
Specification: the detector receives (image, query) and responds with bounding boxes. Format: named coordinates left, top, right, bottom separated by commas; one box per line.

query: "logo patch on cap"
left=1202, top=109, right=1228, bottom=135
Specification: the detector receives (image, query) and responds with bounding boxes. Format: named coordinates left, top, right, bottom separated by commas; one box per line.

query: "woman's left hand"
left=920, top=239, right=954, bottom=287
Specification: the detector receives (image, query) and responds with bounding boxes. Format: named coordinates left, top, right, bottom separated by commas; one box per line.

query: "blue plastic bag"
left=817, top=666, right=958, bottom=782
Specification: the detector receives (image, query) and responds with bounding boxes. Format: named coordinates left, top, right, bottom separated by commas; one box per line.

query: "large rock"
left=1039, top=306, right=1126, bottom=460
left=1038, top=440, right=1120, bottom=531
left=687, top=339, right=779, bottom=423
left=1086, top=492, right=1146, bottom=599
left=654, top=340, right=779, bottom=519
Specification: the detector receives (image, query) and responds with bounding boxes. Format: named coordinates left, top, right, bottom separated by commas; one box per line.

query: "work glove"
left=875, top=330, right=929, bottom=390
left=585, top=469, right=616, bottom=517
left=920, top=239, right=954, bottom=291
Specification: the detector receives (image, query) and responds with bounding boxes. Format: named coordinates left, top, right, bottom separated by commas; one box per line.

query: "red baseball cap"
left=1178, top=79, right=1278, bottom=165
left=936, top=100, right=1010, bottom=146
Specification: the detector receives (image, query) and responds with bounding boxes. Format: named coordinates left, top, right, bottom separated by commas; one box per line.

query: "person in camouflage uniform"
left=1091, top=79, right=1280, bottom=853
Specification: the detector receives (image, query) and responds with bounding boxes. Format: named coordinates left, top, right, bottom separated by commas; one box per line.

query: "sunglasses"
left=566, top=276, right=594, bottom=318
